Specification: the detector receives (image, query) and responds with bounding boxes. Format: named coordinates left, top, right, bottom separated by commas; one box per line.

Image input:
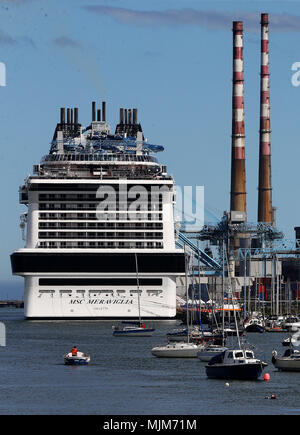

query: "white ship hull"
left=23, top=274, right=177, bottom=319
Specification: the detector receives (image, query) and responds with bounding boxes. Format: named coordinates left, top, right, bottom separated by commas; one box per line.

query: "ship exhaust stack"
left=74, top=108, right=78, bottom=125
left=258, top=13, right=273, bottom=225
left=120, top=108, right=124, bottom=124
left=92, top=101, right=96, bottom=122
left=67, top=108, right=70, bottom=124
left=133, top=108, right=138, bottom=124
left=230, top=21, right=246, bottom=217
left=97, top=109, right=101, bottom=122
left=60, top=108, right=65, bottom=124
left=102, top=101, right=106, bottom=122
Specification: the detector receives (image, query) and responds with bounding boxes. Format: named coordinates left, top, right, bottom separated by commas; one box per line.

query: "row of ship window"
left=38, top=232, right=163, bottom=239
left=38, top=194, right=167, bottom=201
left=38, top=289, right=163, bottom=297
left=42, top=153, right=158, bottom=163
left=39, top=212, right=163, bottom=221
left=38, top=241, right=163, bottom=248
left=39, top=203, right=163, bottom=211
left=38, top=222, right=163, bottom=229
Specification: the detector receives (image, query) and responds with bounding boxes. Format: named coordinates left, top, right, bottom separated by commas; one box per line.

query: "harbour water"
left=0, top=308, right=299, bottom=415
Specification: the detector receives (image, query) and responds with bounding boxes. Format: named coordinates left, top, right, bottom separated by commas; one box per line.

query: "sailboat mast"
left=225, top=245, right=241, bottom=349
left=185, top=245, right=190, bottom=344
left=222, top=238, right=225, bottom=347
left=135, top=253, right=141, bottom=324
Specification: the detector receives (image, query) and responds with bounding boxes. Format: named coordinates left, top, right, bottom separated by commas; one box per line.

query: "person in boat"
left=141, top=323, right=146, bottom=329
left=72, top=346, right=78, bottom=356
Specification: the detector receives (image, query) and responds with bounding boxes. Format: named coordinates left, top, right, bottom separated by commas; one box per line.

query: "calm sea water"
left=0, top=308, right=299, bottom=415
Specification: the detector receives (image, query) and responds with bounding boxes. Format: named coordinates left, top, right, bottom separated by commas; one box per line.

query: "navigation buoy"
left=225, top=382, right=230, bottom=387
left=264, top=373, right=270, bottom=381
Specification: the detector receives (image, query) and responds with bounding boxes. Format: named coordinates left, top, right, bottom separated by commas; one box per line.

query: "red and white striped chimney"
left=230, top=21, right=247, bottom=215
left=258, top=13, right=273, bottom=224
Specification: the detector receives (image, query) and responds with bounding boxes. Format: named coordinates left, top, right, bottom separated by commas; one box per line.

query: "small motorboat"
left=151, top=341, right=205, bottom=358
left=197, top=344, right=228, bottom=362
left=112, top=321, right=155, bottom=337
left=64, top=351, right=90, bottom=365
left=272, top=348, right=300, bottom=371
left=205, top=348, right=267, bottom=380
left=244, top=318, right=264, bottom=333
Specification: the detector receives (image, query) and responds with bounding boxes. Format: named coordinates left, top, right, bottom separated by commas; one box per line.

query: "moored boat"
left=112, top=322, right=155, bottom=337
left=151, top=342, right=205, bottom=358
left=205, top=348, right=267, bottom=380
left=272, top=348, right=300, bottom=371
left=197, top=344, right=228, bottom=362
left=244, top=318, right=264, bottom=333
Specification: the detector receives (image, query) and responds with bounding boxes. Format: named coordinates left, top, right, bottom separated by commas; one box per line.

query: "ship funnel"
left=74, top=108, right=78, bottom=125
left=120, top=108, right=124, bottom=124
left=92, top=101, right=96, bottom=121
left=97, top=109, right=101, bottom=121
left=133, top=108, right=138, bottom=124
left=102, top=101, right=106, bottom=122
left=230, top=21, right=247, bottom=216
left=258, top=13, right=273, bottom=225
left=60, top=108, right=65, bottom=124
left=67, top=108, right=70, bottom=124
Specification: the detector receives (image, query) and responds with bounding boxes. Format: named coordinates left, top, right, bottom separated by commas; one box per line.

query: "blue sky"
left=1, top=0, right=300, bottom=298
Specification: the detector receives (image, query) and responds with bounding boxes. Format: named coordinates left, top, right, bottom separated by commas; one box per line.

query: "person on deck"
left=72, top=346, right=78, bottom=356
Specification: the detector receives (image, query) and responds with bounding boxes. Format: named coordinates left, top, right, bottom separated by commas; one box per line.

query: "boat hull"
left=245, top=325, right=264, bottom=333
left=64, top=353, right=90, bottom=365
left=272, top=357, right=300, bottom=372
left=113, top=328, right=154, bottom=337
left=151, top=345, right=202, bottom=358
left=18, top=273, right=179, bottom=319
left=197, top=348, right=228, bottom=362
left=205, top=363, right=264, bottom=380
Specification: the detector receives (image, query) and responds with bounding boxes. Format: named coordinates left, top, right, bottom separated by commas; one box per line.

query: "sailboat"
left=272, top=279, right=300, bottom=371
left=112, top=254, right=155, bottom=337
left=151, top=247, right=204, bottom=357
left=205, top=240, right=268, bottom=380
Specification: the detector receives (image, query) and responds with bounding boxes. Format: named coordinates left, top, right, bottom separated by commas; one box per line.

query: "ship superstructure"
left=11, top=101, right=185, bottom=319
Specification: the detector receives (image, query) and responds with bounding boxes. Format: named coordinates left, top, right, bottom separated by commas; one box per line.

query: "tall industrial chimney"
left=257, top=13, right=273, bottom=224
left=230, top=21, right=247, bottom=216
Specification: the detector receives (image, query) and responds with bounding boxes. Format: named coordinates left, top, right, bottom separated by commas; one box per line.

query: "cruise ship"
left=11, top=101, right=185, bottom=319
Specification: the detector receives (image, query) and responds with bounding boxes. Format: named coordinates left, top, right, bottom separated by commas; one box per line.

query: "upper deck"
left=33, top=102, right=170, bottom=181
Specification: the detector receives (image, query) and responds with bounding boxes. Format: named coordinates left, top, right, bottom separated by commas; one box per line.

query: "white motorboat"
left=64, top=351, right=90, bottom=365
left=197, top=344, right=228, bottom=362
left=272, top=348, right=300, bottom=371
left=151, top=342, right=205, bottom=358
left=282, top=316, right=300, bottom=332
